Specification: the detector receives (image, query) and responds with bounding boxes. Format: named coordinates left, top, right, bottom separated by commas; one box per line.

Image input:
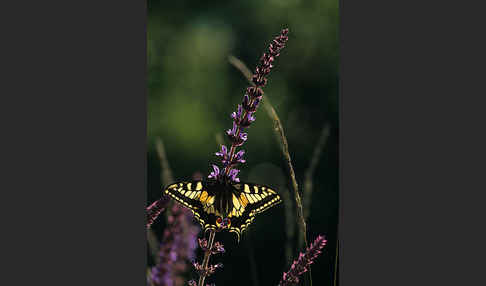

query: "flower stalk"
left=209, top=28, right=289, bottom=183
left=197, top=230, right=216, bottom=286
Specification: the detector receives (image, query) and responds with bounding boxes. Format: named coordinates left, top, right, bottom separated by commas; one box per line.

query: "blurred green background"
left=147, top=0, right=339, bottom=285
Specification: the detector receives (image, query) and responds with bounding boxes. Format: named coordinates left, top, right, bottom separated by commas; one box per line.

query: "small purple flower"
left=226, top=122, right=247, bottom=147
left=226, top=121, right=238, bottom=137
left=238, top=132, right=247, bottom=142
left=242, top=94, right=251, bottom=111
left=228, top=169, right=240, bottom=183
left=208, top=164, right=220, bottom=180
left=215, top=145, right=228, bottom=158
left=211, top=242, right=225, bottom=255
left=215, top=145, right=230, bottom=166
left=198, top=238, right=225, bottom=255
left=230, top=105, right=243, bottom=124
left=240, top=113, right=256, bottom=128
left=233, top=150, right=246, bottom=164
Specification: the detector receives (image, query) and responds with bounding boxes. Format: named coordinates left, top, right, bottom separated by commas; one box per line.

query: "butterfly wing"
left=228, top=183, right=282, bottom=240
left=163, top=181, right=220, bottom=231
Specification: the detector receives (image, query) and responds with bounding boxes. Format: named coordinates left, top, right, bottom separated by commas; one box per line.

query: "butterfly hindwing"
left=228, top=183, right=282, bottom=239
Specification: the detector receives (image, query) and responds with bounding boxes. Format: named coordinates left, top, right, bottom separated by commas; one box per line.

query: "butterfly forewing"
left=164, top=181, right=219, bottom=230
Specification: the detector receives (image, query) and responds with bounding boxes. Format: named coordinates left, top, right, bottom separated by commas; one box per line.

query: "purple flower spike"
left=279, top=235, right=327, bottom=286
left=208, top=164, right=220, bottom=179
left=208, top=28, right=289, bottom=183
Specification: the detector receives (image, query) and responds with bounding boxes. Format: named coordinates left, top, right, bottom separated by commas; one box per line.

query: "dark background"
left=147, top=0, right=339, bottom=285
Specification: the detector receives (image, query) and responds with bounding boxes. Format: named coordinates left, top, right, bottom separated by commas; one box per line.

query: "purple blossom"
left=233, top=150, right=246, bottom=164
left=242, top=94, right=251, bottom=111
left=228, top=169, right=240, bottom=183
left=215, top=145, right=228, bottom=158
left=279, top=235, right=327, bottom=286
left=226, top=122, right=238, bottom=137
left=208, top=28, right=289, bottom=183
left=208, top=165, right=220, bottom=180
left=215, top=145, right=230, bottom=166
left=198, top=238, right=225, bottom=255
left=226, top=122, right=247, bottom=146
left=211, top=242, right=225, bottom=254
left=240, top=113, right=256, bottom=128
left=230, top=105, right=243, bottom=124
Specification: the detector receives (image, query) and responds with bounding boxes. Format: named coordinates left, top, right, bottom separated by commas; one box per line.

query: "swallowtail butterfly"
left=164, top=180, right=282, bottom=241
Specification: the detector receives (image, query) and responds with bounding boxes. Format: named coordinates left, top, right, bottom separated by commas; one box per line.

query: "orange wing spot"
left=200, top=191, right=208, bottom=203
left=240, top=193, right=249, bottom=207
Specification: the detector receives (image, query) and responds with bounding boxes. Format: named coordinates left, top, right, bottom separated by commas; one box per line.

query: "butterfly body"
left=163, top=179, right=282, bottom=241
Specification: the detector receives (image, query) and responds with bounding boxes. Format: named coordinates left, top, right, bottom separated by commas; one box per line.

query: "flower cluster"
left=192, top=262, right=224, bottom=277
left=198, top=238, right=226, bottom=255
left=279, top=235, right=327, bottom=286
left=188, top=236, right=225, bottom=285
left=208, top=28, right=289, bottom=183
left=151, top=204, right=200, bottom=286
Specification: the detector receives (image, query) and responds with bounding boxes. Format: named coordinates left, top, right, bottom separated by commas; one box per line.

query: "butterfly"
left=164, top=180, right=282, bottom=241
